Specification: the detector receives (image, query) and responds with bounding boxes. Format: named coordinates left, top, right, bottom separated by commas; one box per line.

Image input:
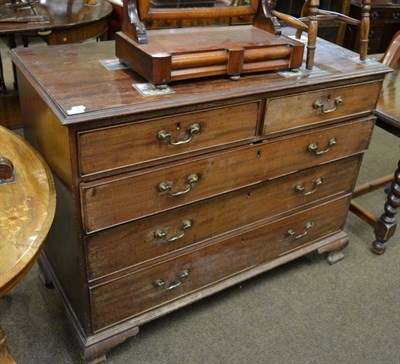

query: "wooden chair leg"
left=372, top=160, right=400, bottom=254
left=295, top=0, right=309, bottom=39
left=306, top=0, right=319, bottom=70
left=359, top=0, right=371, bottom=61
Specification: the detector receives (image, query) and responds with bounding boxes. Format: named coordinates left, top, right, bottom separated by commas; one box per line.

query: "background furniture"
left=0, top=0, right=112, bottom=129
left=350, top=31, right=400, bottom=254
left=10, top=34, right=389, bottom=362
left=115, top=0, right=306, bottom=85
left=0, top=0, right=113, bottom=93
left=271, top=0, right=370, bottom=70
left=344, top=0, right=400, bottom=54
left=0, top=126, right=56, bottom=363
left=275, top=0, right=352, bottom=45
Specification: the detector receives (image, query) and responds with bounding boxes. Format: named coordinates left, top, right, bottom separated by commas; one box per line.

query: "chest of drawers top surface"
left=10, top=34, right=389, bottom=126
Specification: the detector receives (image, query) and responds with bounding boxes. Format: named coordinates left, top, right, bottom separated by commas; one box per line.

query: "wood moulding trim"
left=91, top=230, right=349, bottom=334
left=38, top=224, right=349, bottom=361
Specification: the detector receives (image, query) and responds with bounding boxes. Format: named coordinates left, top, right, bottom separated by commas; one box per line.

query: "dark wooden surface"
left=344, top=0, right=400, bottom=54
left=81, top=118, right=374, bottom=233
left=86, top=156, right=361, bottom=281
left=10, top=36, right=391, bottom=362
left=115, top=24, right=305, bottom=84
left=10, top=35, right=389, bottom=124
left=376, top=69, right=400, bottom=131
left=372, top=69, right=400, bottom=253
left=0, top=0, right=113, bottom=129
left=0, top=0, right=112, bottom=35
left=0, top=126, right=56, bottom=364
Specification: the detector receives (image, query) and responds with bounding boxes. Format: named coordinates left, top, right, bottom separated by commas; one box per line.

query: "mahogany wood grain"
left=371, top=69, right=400, bottom=254
left=78, top=101, right=260, bottom=177
left=0, top=126, right=55, bottom=297
left=376, top=71, right=400, bottom=128
left=17, top=74, right=73, bottom=186
left=263, top=117, right=374, bottom=177
left=90, top=196, right=351, bottom=332
left=86, top=156, right=362, bottom=281
left=136, top=0, right=259, bottom=20
left=115, top=25, right=304, bottom=84
left=0, top=0, right=112, bottom=36
left=264, top=81, right=381, bottom=134
left=0, top=126, right=55, bottom=364
left=81, top=119, right=373, bottom=233
left=380, top=31, right=400, bottom=69
left=9, top=39, right=389, bottom=125
left=9, top=37, right=391, bottom=362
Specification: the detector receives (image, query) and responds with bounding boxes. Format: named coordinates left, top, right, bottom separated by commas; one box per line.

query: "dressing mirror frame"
left=137, top=0, right=259, bottom=20
left=116, top=0, right=306, bottom=85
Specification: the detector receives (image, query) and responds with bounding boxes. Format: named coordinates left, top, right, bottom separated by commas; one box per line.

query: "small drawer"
left=78, top=102, right=260, bottom=177
left=89, top=196, right=351, bottom=331
left=86, top=156, right=361, bottom=280
left=386, top=9, right=400, bottom=21
left=81, top=118, right=373, bottom=233
left=81, top=144, right=269, bottom=233
left=263, top=81, right=381, bottom=135
left=264, top=117, right=374, bottom=178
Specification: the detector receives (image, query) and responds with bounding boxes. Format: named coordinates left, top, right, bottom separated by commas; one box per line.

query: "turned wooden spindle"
left=372, top=161, right=400, bottom=254
left=306, top=0, right=319, bottom=70
left=295, top=1, right=310, bottom=40
left=359, top=0, right=371, bottom=61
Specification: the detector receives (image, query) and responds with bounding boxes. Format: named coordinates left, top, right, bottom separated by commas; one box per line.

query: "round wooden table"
left=0, top=126, right=56, bottom=363
left=0, top=0, right=113, bottom=95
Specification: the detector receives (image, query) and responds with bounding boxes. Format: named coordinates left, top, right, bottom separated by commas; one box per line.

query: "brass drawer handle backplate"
left=157, top=123, right=201, bottom=146
left=295, top=177, right=323, bottom=196
left=308, top=138, right=337, bottom=156
left=153, top=219, right=193, bottom=243
left=153, top=269, right=190, bottom=291
left=313, top=96, right=343, bottom=114
left=158, top=173, right=199, bottom=196
left=287, top=221, right=315, bottom=240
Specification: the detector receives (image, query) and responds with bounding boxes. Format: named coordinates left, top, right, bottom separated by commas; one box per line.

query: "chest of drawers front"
left=11, top=40, right=389, bottom=362
left=80, top=85, right=377, bottom=334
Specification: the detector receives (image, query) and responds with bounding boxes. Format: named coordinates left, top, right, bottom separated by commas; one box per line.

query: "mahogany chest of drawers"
left=10, top=36, right=390, bottom=362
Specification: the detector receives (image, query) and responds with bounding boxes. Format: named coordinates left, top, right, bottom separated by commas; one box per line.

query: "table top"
left=0, top=0, right=112, bottom=34
left=0, top=126, right=56, bottom=297
left=376, top=69, right=400, bottom=128
left=9, top=32, right=391, bottom=126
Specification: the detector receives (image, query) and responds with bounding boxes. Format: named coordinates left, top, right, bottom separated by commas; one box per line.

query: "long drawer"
left=86, top=156, right=361, bottom=281
left=81, top=118, right=373, bottom=233
left=90, top=196, right=351, bottom=332
left=78, top=102, right=260, bottom=177
left=263, top=81, right=381, bottom=134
